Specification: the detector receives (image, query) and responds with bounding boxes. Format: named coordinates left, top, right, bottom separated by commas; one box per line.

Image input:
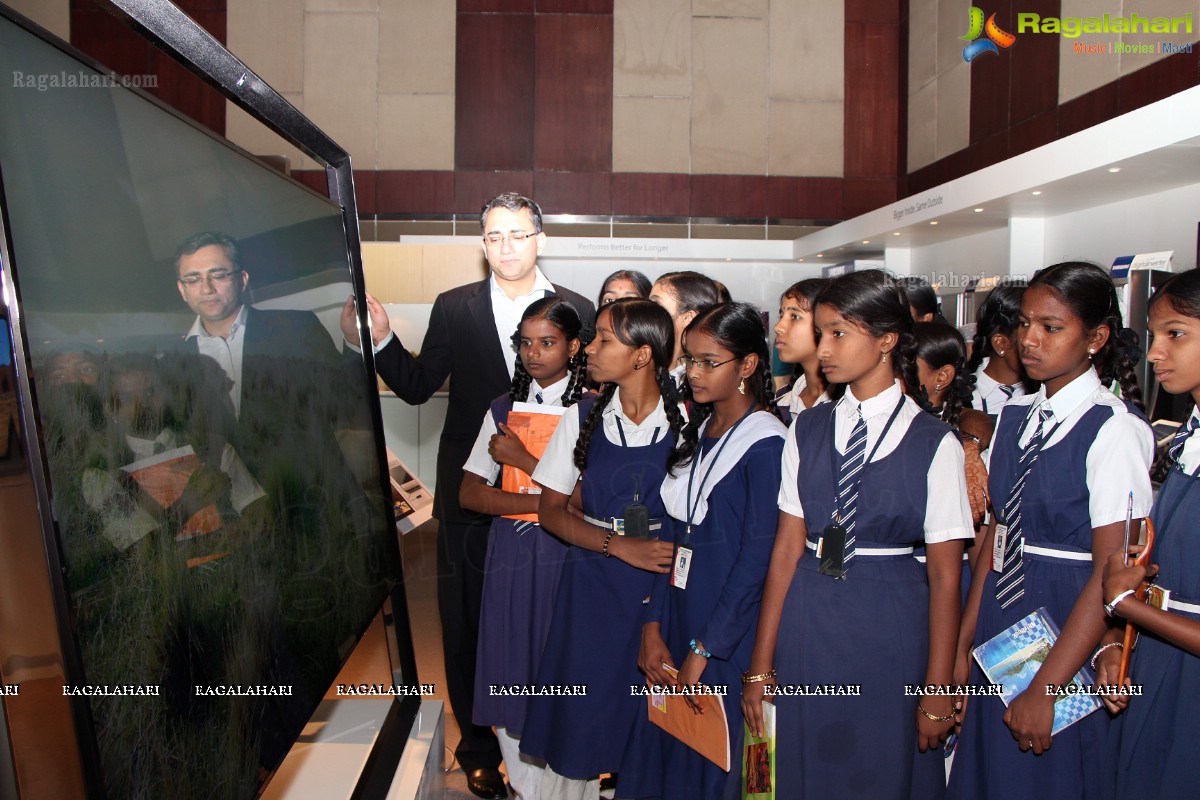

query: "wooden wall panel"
left=533, top=14, right=613, bottom=172
left=455, top=12, right=535, bottom=171
left=691, top=175, right=765, bottom=219
left=70, top=0, right=226, bottom=135
left=458, top=0, right=533, bottom=12
left=1007, top=0, right=1059, bottom=126
left=534, top=171, right=612, bottom=214
left=537, top=0, right=613, bottom=12
left=611, top=174, right=691, bottom=217
left=844, top=20, right=902, bottom=180
left=375, top=171, right=456, bottom=216
left=454, top=171, right=535, bottom=214
left=1118, top=48, right=1200, bottom=114
left=766, top=177, right=844, bottom=221
left=968, top=0, right=1012, bottom=144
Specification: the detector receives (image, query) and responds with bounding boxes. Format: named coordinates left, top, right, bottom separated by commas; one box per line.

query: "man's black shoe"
left=465, top=767, right=508, bottom=799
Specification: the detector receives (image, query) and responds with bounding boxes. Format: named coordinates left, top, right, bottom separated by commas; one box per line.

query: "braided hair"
left=815, top=271, right=928, bottom=411
left=1028, top=262, right=1144, bottom=411
left=573, top=299, right=688, bottom=471
left=670, top=302, right=778, bottom=472
left=914, top=321, right=975, bottom=427
left=965, top=280, right=1026, bottom=375
left=509, top=296, right=588, bottom=406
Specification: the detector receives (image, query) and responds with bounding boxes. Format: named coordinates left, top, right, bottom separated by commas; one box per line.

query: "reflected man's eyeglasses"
left=179, top=269, right=239, bottom=285
left=679, top=354, right=738, bottom=372
left=483, top=231, right=538, bottom=246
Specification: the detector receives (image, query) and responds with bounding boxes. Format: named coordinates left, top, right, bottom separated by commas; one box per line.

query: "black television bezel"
left=0, top=2, right=420, bottom=797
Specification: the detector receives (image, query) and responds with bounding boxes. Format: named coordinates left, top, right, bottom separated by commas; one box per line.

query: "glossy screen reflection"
left=0, top=14, right=394, bottom=798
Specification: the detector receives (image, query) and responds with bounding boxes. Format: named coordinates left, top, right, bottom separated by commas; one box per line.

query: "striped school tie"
left=838, top=407, right=869, bottom=568
left=1169, top=416, right=1199, bottom=463
left=996, top=406, right=1052, bottom=609
left=999, top=384, right=1016, bottom=400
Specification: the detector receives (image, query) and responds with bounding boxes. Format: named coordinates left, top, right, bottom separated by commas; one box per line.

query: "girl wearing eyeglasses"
left=636, top=302, right=786, bottom=800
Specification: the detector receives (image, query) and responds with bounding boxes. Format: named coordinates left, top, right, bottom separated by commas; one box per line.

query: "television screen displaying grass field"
left=0, top=13, right=397, bottom=797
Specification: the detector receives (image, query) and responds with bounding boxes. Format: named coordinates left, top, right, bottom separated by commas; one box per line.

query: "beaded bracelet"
left=602, top=531, right=616, bottom=558
left=917, top=702, right=955, bottom=723
left=742, top=669, right=777, bottom=685
left=1090, top=641, right=1124, bottom=671
left=689, top=639, right=711, bottom=659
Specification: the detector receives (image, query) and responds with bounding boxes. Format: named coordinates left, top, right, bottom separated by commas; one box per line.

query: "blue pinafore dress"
left=948, top=403, right=1116, bottom=800
left=654, top=428, right=784, bottom=800
left=1103, top=462, right=1200, bottom=799
left=775, top=400, right=951, bottom=800
left=473, top=394, right=571, bottom=736
left=520, top=395, right=675, bottom=780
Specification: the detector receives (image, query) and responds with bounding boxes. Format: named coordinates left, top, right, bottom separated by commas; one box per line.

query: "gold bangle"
left=742, top=669, right=777, bottom=685
left=918, top=701, right=955, bottom=722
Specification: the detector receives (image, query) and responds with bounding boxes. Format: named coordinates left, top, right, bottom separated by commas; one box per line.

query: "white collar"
left=838, top=379, right=904, bottom=420
left=1034, top=368, right=1101, bottom=423
left=489, top=266, right=554, bottom=301
left=602, top=386, right=667, bottom=430
left=185, top=303, right=248, bottom=340
left=529, top=373, right=571, bottom=406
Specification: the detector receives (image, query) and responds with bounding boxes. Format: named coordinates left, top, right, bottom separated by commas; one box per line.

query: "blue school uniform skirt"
left=1103, top=465, right=1200, bottom=799
left=520, top=398, right=675, bottom=783
left=775, top=403, right=950, bottom=800
left=473, top=396, right=571, bottom=736
left=948, top=404, right=1115, bottom=800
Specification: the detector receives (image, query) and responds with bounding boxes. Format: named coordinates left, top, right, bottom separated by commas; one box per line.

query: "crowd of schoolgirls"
left=461, top=262, right=1200, bottom=800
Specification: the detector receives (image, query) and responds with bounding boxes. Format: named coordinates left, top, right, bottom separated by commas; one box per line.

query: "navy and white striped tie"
left=838, top=407, right=868, bottom=568
left=1169, top=415, right=1199, bottom=464
left=996, top=406, right=1052, bottom=609
left=999, top=384, right=1016, bottom=400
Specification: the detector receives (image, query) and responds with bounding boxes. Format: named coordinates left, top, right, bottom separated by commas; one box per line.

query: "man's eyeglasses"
left=179, top=269, right=239, bottom=285
left=679, top=354, right=738, bottom=373
left=483, top=231, right=539, bottom=246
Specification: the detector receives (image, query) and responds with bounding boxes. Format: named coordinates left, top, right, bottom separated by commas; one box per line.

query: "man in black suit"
left=340, top=193, right=594, bottom=800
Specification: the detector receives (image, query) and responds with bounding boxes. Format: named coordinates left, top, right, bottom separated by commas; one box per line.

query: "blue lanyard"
left=683, top=405, right=758, bottom=543
left=614, top=415, right=661, bottom=503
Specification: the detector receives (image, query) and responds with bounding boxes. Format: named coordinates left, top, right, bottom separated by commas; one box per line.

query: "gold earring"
left=738, top=378, right=746, bottom=395
left=881, top=352, right=889, bottom=363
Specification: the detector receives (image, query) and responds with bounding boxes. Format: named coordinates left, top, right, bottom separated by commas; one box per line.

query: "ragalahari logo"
left=961, top=7, right=1017, bottom=62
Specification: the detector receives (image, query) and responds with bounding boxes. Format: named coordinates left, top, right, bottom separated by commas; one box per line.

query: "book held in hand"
left=742, top=702, right=775, bottom=800
left=501, top=401, right=566, bottom=522
left=647, top=663, right=730, bottom=771
left=972, top=606, right=1101, bottom=735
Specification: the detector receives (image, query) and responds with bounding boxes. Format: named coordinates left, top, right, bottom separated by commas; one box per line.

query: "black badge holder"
left=818, top=521, right=847, bottom=578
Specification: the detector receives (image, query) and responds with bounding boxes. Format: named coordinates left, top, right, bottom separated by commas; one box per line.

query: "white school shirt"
left=490, top=267, right=556, bottom=379
left=778, top=373, right=832, bottom=417
left=777, top=380, right=973, bottom=544
left=462, top=374, right=572, bottom=484
left=972, top=359, right=1027, bottom=417
left=999, top=368, right=1154, bottom=527
left=533, top=387, right=671, bottom=496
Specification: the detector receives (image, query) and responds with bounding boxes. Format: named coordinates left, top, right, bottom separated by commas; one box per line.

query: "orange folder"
left=501, top=403, right=565, bottom=522
left=121, top=445, right=222, bottom=539
left=646, top=664, right=731, bottom=771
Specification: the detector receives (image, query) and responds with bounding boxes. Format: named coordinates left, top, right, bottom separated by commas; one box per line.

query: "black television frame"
left=0, top=1, right=419, bottom=797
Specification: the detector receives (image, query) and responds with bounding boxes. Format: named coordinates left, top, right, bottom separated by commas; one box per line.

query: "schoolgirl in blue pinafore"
left=947, top=369, right=1153, bottom=800
left=1103, top=435, right=1200, bottom=798
left=775, top=382, right=969, bottom=800
left=651, top=412, right=785, bottom=800
left=520, top=391, right=676, bottom=783
left=471, top=387, right=571, bottom=737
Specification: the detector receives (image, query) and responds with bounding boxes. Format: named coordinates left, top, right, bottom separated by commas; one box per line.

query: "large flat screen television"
left=0, top=4, right=416, bottom=797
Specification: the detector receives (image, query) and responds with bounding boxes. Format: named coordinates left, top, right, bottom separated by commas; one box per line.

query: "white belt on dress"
left=1022, top=543, right=1092, bottom=562
left=583, top=514, right=664, bottom=534
left=805, top=539, right=913, bottom=557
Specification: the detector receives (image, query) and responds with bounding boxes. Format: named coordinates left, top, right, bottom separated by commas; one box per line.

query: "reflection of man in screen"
left=172, top=231, right=362, bottom=532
